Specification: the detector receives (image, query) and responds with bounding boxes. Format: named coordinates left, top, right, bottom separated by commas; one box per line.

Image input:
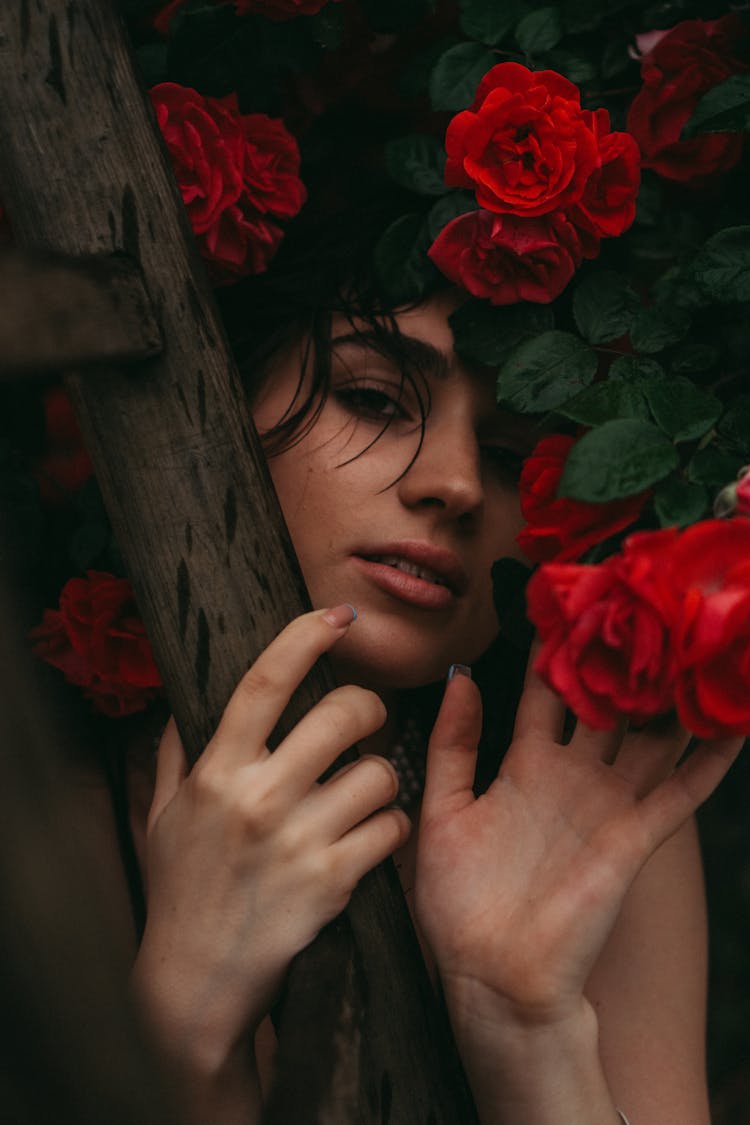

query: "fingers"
left=268, top=684, right=388, bottom=801
left=638, top=736, right=744, bottom=848
left=512, top=639, right=566, bottom=743
left=609, top=715, right=691, bottom=796
left=149, top=717, right=188, bottom=830
left=312, top=755, right=399, bottom=841
left=569, top=718, right=627, bottom=764
left=422, top=668, right=482, bottom=818
left=330, top=807, right=411, bottom=890
left=208, top=605, right=357, bottom=766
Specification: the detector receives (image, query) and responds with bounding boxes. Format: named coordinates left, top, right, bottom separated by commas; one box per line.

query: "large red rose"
left=31, top=572, right=163, bottom=717
left=32, top=387, right=94, bottom=507
left=662, top=521, right=750, bottom=738
left=627, top=16, right=747, bottom=183
left=517, top=435, right=648, bottom=563
left=444, top=63, right=600, bottom=218
left=151, top=83, right=305, bottom=282
left=569, top=110, right=641, bottom=241
left=527, top=529, right=680, bottom=729
left=428, top=209, right=584, bottom=305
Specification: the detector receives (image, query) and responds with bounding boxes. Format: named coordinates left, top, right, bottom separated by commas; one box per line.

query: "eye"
left=481, top=445, right=526, bottom=482
left=334, top=383, right=410, bottom=422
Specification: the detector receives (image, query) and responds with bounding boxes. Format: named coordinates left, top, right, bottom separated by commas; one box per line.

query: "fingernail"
left=323, top=603, right=358, bottom=628
left=448, top=663, right=472, bottom=681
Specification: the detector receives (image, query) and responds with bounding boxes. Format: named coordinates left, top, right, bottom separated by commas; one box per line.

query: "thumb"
left=148, top=717, right=188, bottom=831
left=422, top=666, right=482, bottom=818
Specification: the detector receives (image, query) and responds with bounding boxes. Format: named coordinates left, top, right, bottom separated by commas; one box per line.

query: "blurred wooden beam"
left=0, top=250, right=162, bottom=377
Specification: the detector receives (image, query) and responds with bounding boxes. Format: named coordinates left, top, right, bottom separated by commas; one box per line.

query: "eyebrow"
left=330, top=329, right=450, bottom=382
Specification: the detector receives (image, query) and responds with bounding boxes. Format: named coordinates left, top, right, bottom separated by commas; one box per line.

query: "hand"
left=415, top=651, right=741, bottom=1029
left=132, top=607, right=410, bottom=1073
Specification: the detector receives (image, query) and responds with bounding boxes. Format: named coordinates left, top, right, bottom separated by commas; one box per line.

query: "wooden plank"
left=0, top=249, right=162, bottom=376
left=0, top=3, right=477, bottom=1122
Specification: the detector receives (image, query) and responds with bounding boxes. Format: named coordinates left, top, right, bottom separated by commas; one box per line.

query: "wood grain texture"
left=0, top=249, right=162, bottom=376
left=0, top=2, right=478, bottom=1121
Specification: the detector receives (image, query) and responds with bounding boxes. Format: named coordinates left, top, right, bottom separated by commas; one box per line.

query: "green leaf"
left=644, top=377, right=722, bottom=443
left=717, top=395, right=750, bottom=457
left=459, top=0, right=527, bottom=45
left=688, top=446, right=742, bottom=488
left=600, top=36, right=631, bottom=79
left=429, top=42, right=496, bottom=111
left=69, top=523, right=111, bottom=572
left=515, top=6, right=563, bottom=54
left=691, top=226, right=750, bottom=303
left=385, top=134, right=448, bottom=197
left=572, top=271, right=639, bottom=345
left=561, top=0, right=633, bottom=32
left=545, top=47, right=597, bottom=84
left=359, top=0, right=436, bottom=33
left=629, top=304, right=692, bottom=354
left=608, top=356, right=665, bottom=384
left=558, top=381, right=650, bottom=426
left=669, top=343, right=720, bottom=376
left=135, top=43, right=168, bottom=87
left=449, top=300, right=554, bottom=366
left=426, top=192, right=477, bottom=241
left=497, top=331, right=598, bottom=414
left=560, top=419, right=679, bottom=502
left=682, top=75, right=750, bottom=137
left=653, top=477, right=710, bottom=528
left=374, top=214, right=435, bottom=304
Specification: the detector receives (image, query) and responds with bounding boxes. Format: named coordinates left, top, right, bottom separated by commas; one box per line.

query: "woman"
left=127, top=208, right=742, bottom=1123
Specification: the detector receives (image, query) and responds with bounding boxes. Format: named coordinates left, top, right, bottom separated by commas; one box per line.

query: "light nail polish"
left=448, top=663, right=472, bottom=680
left=323, top=603, right=358, bottom=628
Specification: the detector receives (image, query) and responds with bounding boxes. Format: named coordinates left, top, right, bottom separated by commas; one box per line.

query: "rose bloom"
left=527, top=529, right=680, bottom=730
left=151, top=83, right=305, bottom=282
left=627, top=15, right=747, bottom=183
left=664, top=520, right=750, bottom=739
left=31, top=572, right=163, bottom=717
left=32, top=386, right=94, bottom=507
left=428, top=209, right=584, bottom=305
left=569, top=110, right=641, bottom=241
left=517, top=435, right=648, bottom=563
left=444, top=63, right=601, bottom=218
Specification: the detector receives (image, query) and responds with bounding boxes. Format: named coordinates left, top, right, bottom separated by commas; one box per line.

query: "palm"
left=415, top=668, right=740, bottom=1021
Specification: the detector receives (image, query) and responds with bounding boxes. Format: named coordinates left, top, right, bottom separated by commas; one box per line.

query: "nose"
left=396, top=411, right=484, bottom=521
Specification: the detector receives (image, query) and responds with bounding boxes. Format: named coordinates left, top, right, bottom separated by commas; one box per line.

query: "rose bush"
left=627, top=15, right=747, bottom=183
left=31, top=572, right=163, bottom=717
left=527, top=529, right=679, bottom=729
left=235, top=0, right=336, bottom=17
left=151, top=83, right=305, bottom=282
left=569, top=112, right=641, bottom=241
left=517, top=435, right=649, bottom=562
left=428, top=210, right=584, bottom=305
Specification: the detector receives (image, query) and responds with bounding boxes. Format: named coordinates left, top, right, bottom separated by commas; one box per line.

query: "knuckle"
left=236, top=666, right=279, bottom=706
left=326, top=685, right=387, bottom=732
left=357, top=754, right=400, bottom=801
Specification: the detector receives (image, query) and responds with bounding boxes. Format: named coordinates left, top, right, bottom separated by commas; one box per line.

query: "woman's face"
left=251, top=292, right=536, bottom=692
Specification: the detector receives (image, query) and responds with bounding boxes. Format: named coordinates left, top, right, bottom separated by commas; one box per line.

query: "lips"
left=351, top=540, right=468, bottom=609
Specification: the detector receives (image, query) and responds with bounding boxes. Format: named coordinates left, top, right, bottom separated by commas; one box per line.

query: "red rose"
left=235, top=0, right=335, bottom=17
left=151, top=83, right=305, bottom=282
left=32, top=387, right=94, bottom=507
left=527, top=529, right=680, bottom=729
left=737, top=470, right=750, bottom=515
left=428, top=209, right=584, bottom=305
left=444, top=63, right=600, bottom=218
left=569, top=111, right=641, bottom=241
left=661, top=521, right=750, bottom=738
left=517, top=435, right=648, bottom=563
left=31, top=572, right=163, bottom=718
left=627, top=16, right=747, bottom=183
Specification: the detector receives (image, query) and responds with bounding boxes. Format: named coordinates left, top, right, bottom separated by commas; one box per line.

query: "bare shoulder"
left=586, top=818, right=709, bottom=1124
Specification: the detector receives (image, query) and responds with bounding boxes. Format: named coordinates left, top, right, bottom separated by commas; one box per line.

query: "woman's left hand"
left=414, top=654, right=742, bottom=1028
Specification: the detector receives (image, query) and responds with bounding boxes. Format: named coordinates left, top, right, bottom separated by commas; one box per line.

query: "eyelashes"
left=333, top=382, right=412, bottom=422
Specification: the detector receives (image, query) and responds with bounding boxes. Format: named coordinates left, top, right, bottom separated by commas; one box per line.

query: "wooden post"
left=0, top=2, right=477, bottom=1121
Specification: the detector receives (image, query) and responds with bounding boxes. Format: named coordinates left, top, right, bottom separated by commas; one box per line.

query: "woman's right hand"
left=131, top=605, right=409, bottom=1079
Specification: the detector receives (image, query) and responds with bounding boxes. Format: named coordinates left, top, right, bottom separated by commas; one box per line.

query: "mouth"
left=351, top=541, right=468, bottom=609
